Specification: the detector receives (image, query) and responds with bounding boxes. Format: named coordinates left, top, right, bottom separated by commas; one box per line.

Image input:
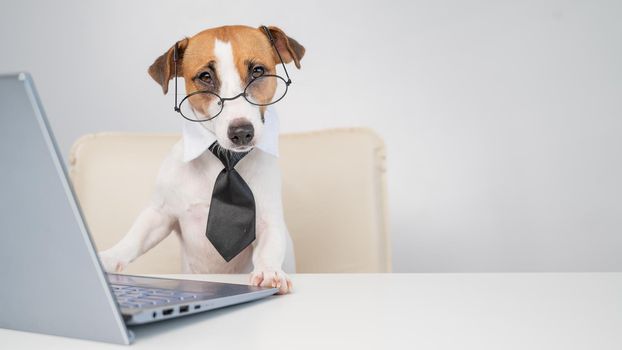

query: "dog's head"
left=148, top=25, right=305, bottom=152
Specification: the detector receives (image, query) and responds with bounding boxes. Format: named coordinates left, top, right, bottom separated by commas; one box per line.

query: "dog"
left=98, top=25, right=305, bottom=294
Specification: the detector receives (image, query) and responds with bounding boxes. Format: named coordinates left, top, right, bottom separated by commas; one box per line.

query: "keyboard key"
left=139, top=296, right=172, bottom=304
left=120, top=302, right=140, bottom=309
left=126, top=300, right=155, bottom=307
left=149, top=291, right=176, bottom=296
left=175, top=293, right=198, bottom=300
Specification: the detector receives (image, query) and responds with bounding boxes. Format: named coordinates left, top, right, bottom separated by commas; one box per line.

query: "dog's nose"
left=228, top=122, right=254, bottom=146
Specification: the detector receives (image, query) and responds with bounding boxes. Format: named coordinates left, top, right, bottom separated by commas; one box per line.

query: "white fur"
left=99, top=39, right=295, bottom=294
left=197, top=40, right=264, bottom=152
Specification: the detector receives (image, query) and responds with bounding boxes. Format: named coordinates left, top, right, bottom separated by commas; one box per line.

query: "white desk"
left=1, top=273, right=621, bottom=349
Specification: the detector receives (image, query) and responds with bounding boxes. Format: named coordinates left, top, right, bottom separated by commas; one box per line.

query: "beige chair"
left=69, top=128, right=390, bottom=274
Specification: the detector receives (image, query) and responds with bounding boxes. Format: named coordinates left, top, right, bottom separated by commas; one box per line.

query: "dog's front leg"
left=250, top=215, right=292, bottom=294
left=98, top=205, right=175, bottom=273
left=248, top=171, right=294, bottom=295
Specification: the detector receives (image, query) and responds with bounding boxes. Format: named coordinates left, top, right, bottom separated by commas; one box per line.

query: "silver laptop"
left=0, top=73, right=278, bottom=344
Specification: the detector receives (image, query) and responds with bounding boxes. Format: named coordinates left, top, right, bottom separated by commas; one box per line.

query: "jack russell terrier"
left=98, top=25, right=305, bottom=294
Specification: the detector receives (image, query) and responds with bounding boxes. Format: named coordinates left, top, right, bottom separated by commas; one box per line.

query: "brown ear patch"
left=148, top=38, right=189, bottom=94
left=264, top=26, right=305, bottom=69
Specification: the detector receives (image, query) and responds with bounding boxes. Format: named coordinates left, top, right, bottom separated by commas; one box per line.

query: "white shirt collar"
left=182, top=106, right=280, bottom=162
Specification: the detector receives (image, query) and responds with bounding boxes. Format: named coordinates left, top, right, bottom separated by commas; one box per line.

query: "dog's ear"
left=262, top=26, right=305, bottom=69
left=148, top=38, right=189, bottom=94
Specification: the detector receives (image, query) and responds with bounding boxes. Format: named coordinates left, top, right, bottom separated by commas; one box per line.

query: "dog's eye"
left=198, top=72, right=212, bottom=82
left=251, top=66, right=265, bottom=78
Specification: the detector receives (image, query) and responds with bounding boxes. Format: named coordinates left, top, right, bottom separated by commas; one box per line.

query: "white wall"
left=1, top=0, right=621, bottom=272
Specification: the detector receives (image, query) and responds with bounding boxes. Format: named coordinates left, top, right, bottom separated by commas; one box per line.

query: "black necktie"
left=206, top=142, right=256, bottom=262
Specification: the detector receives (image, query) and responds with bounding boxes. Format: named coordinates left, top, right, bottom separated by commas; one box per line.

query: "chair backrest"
left=69, top=128, right=390, bottom=273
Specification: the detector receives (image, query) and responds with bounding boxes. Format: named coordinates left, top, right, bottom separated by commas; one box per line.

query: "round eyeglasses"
left=173, top=26, right=292, bottom=123
left=177, top=74, right=289, bottom=122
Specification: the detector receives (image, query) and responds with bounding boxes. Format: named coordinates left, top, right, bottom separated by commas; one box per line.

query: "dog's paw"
left=98, top=250, right=129, bottom=273
left=250, top=269, right=292, bottom=295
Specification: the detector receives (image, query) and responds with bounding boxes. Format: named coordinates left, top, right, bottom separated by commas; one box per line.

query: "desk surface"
left=1, top=273, right=621, bottom=349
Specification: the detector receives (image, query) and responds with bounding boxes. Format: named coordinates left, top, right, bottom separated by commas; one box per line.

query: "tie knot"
left=209, top=142, right=250, bottom=170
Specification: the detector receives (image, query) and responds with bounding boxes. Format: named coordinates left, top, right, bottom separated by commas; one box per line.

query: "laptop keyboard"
left=111, top=284, right=199, bottom=309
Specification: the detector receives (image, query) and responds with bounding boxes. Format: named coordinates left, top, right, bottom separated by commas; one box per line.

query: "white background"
left=1, top=0, right=621, bottom=272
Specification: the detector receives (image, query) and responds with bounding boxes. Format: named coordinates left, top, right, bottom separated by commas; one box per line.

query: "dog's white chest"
left=161, top=145, right=261, bottom=273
